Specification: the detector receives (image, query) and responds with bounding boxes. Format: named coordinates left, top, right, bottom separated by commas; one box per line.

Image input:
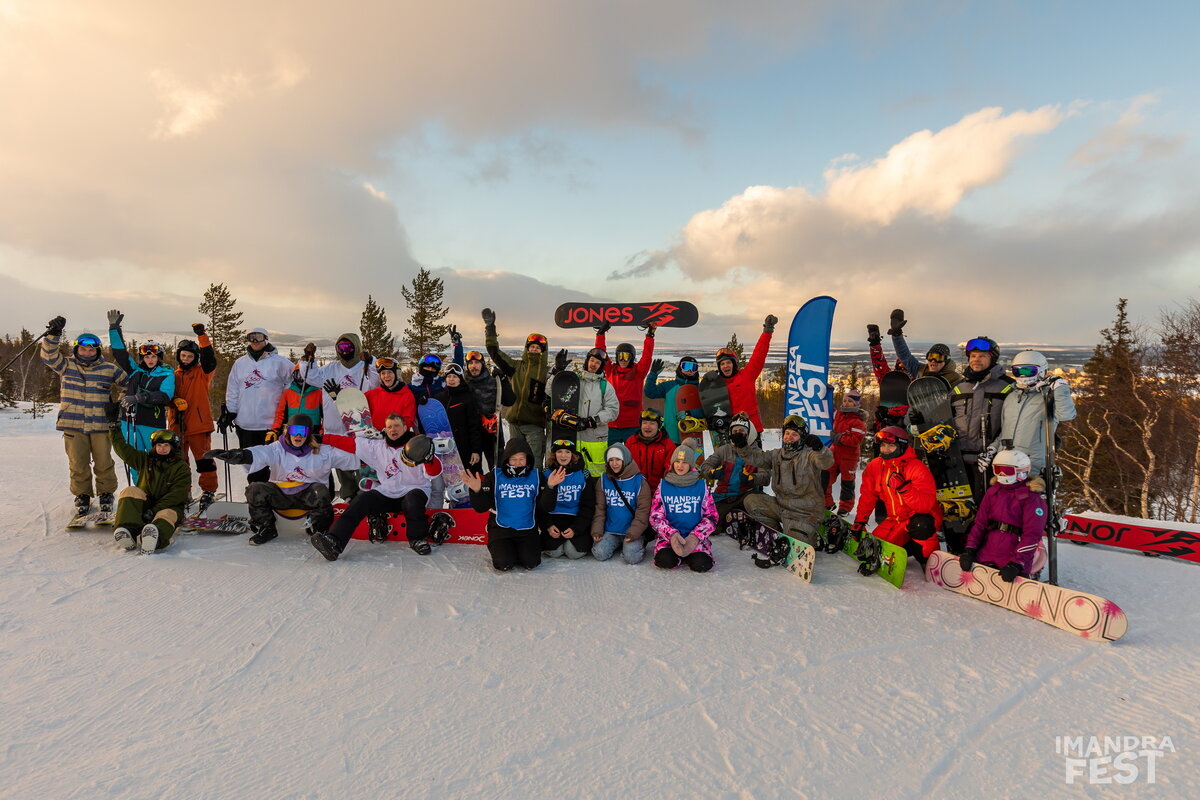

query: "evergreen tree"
left=400, top=268, right=449, bottom=362
left=360, top=294, right=397, bottom=358
left=847, top=362, right=860, bottom=390
left=725, top=332, right=745, bottom=366
left=197, top=283, right=246, bottom=407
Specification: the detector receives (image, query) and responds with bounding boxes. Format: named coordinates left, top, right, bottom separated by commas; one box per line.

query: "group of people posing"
left=38, top=303, right=1075, bottom=582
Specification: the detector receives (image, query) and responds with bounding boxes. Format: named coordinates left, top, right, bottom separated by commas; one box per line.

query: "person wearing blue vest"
left=590, top=443, right=651, bottom=564
left=537, top=440, right=597, bottom=559
left=464, top=437, right=545, bottom=571
left=651, top=444, right=718, bottom=572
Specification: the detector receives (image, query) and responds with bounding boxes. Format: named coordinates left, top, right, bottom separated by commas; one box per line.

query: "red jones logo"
left=561, top=303, right=680, bottom=326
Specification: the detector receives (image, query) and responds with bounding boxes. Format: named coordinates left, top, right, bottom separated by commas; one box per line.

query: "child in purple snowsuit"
left=959, top=449, right=1047, bottom=581
left=650, top=444, right=718, bottom=572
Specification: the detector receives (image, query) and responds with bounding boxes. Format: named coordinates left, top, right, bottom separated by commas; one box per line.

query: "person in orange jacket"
left=624, top=408, right=674, bottom=497
left=171, top=323, right=219, bottom=507
left=851, top=426, right=942, bottom=563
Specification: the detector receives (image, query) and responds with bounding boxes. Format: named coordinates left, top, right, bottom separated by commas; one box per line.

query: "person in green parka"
left=108, top=405, right=192, bottom=554
left=482, top=307, right=549, bottom=464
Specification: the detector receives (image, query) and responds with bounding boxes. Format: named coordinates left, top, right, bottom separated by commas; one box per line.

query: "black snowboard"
left=879, top=371, right=910, bottom=409
left=907, top=376, right=975, bottom=554
left=549, top=370, right=582, bottom=445
left=699, top=371, right=733, bottom=447
left=554, top=301, right=699, bottom=329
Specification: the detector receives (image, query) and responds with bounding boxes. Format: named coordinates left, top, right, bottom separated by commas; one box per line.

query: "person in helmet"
left=221, top=327, right=295, bottom=490
left=463, top=348, right=515, bottom=471
left=590, top=443, right=651, bottom=564
left=850, top=426, right=942, bottom=563
left=549, top=345, right=619, bottom=477
left=743, top=415, right=834, bottom=545
left=590, top=320, right=656, bottom=444
left=950, top=335, right=1015, bottom=503
left=625, top=408, right=674, bottom=495
left=537, top=440, right=597, bottom=559
left=700, top=412, right=771, bottom=526
left=433, top=363, right=485, bottom=474
left=824, top=388, right=868, bottom=516
left=482, top=308, right=549, bottom=463
left=880, top=309, right=963, bottom=386
left=274, top=357, right=325, bottom=435
left=314, top=417, right=443, bottom=560
left=171, top=323, right=220, bottom=508
left=108, top=414, right=192, bottom=554
left=106, top=313, right=176, bottom=472
left=650, top=444, right=718, bottom=573
left=981, top=349, right=1076, bottom=477
left=713, top=315, right=778, bottom=434
left=39, top=315, right=128, bottom=516
left=643, top=354, right=701, bottom=444
left=409, top=353, right=446, bottom=404
left=361, top=356, right=416, bottom=431
left=205, top=413, right=360, bottom=546
left=464, top=437, right=546, bottom=571
left=959, top=448, right=1048, bottom=581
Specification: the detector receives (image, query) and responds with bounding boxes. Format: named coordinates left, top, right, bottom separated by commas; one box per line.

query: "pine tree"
left=848, top=362, right=860, bottom=390
left=725, top=332, right=745, bottom=365
left=197, top=283, right=246, bottom=407
left=360, top=295, right=397, bottom=358
left=400, top=268, right=449, bottom=362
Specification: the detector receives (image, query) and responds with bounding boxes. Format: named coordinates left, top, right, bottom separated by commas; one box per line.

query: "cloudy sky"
left=2, top=1, right=1197, bottom=348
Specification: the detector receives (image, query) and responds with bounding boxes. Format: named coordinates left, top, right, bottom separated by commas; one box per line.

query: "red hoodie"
left=722, top=330, right=772, bottom=433
left=624, top=429, right=674, bottom=493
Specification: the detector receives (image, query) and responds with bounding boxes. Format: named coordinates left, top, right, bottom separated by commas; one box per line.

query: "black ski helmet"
left=400, top=434, right=434, bottom=467
left=965, top=336, right=1000, bottom=365
left=615, top=342, right=636, bottom=367
left=925, top=343, right=950, bottom=362
left=876, top=425, right=909, bottom=459
left=148, top=428, right=180, bottom=459
left=176, top=338, right=200, bottom=368
left=584, top=347, right=608, bottom=373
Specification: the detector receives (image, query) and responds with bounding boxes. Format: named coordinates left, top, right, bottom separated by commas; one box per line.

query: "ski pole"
left=0, top=331, right=49, bottom=374
left=1044, top=394, right=1059, bottom=586
left=221, top=426, right=233, bottom=497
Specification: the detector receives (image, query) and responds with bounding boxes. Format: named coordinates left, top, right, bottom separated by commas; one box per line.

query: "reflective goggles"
left=679, top=359, right=699, bottom=372
left=375, top=357, right=399, bottom=371
left=639, top=409, right=663, bottom=422
left=149, top=429, right=176, bottom=445
left=419, top=354, right=442, bottom=368
left=465, top=350, right=485, bottom=363
left=247, top=334, right=267, bottom=344
left=992, top=463, right=1023, bottom=477
left=286, top=424, right=312, bottom=438
left=1011, top=364, right=1041, bottom=378
left=965, top=338, right=993, bottom=353
left=138, top=343, right=163, bottom=357
left=925, top=352, right=947, bottom=364
left=526, top=334, right=548, bottom=348
left=73, top=334, right=102, bottom=348
left=875, top=429, right=906, bottom=444
left=551, top=439, right=576, bottom=451
left=335, top=340, right=356, bottom=355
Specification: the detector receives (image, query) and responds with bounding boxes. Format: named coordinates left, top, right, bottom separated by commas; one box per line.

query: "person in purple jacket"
left=650, top=444, right=718, bottom=572
left=958, top=449, right=1047, bottom=581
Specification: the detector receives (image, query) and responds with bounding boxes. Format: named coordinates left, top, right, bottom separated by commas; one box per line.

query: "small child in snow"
left=537, top=440, right=596, bottom=559
left=651, top=444, right=718, bottom=573
left=958, top=449, right=1048, bottom=581
left=590, top=443, right=651, bottom=564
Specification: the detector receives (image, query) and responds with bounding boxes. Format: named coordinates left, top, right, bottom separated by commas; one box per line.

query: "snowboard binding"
left=915, top=423, right=957, bottom=454
left=428, top=511, right=455, bottom=545
left=678, top=415, right=708, bottom=434
left=725, top=511, right=751, bottom=549
left=856, top=534, right=883, bottom=576
left=367, top=513, right=390, bottom=543
left=818, top=515, right=850, bottom=554
left=752, top=536, right=790, bottom=569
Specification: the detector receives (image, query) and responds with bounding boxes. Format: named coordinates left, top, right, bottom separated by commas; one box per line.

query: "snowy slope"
left=0, top=409, right=1196, bottom=799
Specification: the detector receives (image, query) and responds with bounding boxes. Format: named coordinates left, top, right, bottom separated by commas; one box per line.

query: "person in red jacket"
left=714, top=315, right=777, bottom=434
left=624, top=408, right=674, bottom=497
left=171, top=323, right=219, bottom=506
left=364, top=357, right=417, bottom=431
left=851, top=426, right=941, bottom=563
left=593, top=321, right=656, bottom=444
left=823, top=388, right=867, bottom=515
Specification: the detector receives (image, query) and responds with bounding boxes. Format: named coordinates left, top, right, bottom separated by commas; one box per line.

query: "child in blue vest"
left=590, top=443, right=651, bottom=564
left=651, top=444, right=718, bottom=572
left=537, top=440, right=597, bottom=559
left=465, top=437, right=544, bottom=571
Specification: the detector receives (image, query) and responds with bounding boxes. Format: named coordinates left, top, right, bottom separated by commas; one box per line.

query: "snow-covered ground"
left=1, top=408, right=1195, bottom=799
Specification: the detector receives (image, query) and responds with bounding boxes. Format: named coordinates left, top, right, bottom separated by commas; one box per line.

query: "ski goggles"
left=551, top=439, right=576, bottom=452
left=992, top=463, right=1024, bottom=477
left=925, top=352, right=947, bottom=364
left=73, top=334, right=102, bottom=349
left=419, top=354, right=442, bottom=369
left=149, top=429, right=176, bottom=445
left=525, top=334, right=548, bottom=349
left=616, top=351, right=632, bottom=363
left=964, top=338, right=993, bottom=353
left=375, top=357, right=399, bottom=371
left=875, top=429, right=907, bottom=445
left=465, top=350, right=485, bottom=363
left=445, top=363, right=464, bottom=378
left=138, top=343, right=163, bottom=357
left=1011, top=364, right=1041, bottom=378
left=286, top=423, right=312, bottom=438
left=640, top=409, right=663, bottom=423
left=335, top=340, right=356, bottom=356
left=246, top=333, right=268, bottom=344
left=678, top=359, right=699, bottom=372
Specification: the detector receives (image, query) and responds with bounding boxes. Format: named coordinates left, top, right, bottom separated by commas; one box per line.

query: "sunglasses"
left=286, top=424, right=311, bottom=438
left=552, top=439, right=575, bottom=450
left=1011, top=365, right=1040, bottom=378
left=73, top=335, right=102, bottom=348
left=247, top=334, right=267, bottom=344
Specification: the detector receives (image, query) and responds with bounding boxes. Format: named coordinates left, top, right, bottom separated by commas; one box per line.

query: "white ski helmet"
left=1010, top=349, right=1048, bottom=388
left=992, top=448, right=1032, bottom=485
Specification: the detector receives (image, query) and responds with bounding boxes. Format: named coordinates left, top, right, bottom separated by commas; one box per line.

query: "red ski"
left=1061, top=513, right=1200, bottom=562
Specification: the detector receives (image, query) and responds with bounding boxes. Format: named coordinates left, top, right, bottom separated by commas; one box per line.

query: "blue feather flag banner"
left=785, top=296, right=837, bottom=444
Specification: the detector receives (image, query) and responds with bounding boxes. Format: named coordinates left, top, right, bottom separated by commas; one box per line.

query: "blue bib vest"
left=544, top=468, right=586, bottom=516
left=657, top=480, right=707, bottom=532
left=494, top=468, right=540, bottom=531
left=602, top=473, right=643, bottom=535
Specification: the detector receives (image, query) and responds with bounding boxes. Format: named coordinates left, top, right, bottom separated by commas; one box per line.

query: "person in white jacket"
left=311, top=414, right=443, bottom=561
left=219, top=328, right=294, bottom=489
left=306, top=331, right=380, bottom=500
left=205, top=413, right=360, bottom=546
left=982, top=349, right=1077, bottom=477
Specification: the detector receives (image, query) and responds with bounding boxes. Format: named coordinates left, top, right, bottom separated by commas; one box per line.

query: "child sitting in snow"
left=590, top=443, right=651, bottom=564
left=958, top=449, right=1048, bottom=581
left=651, top=444, right=718, bottom=573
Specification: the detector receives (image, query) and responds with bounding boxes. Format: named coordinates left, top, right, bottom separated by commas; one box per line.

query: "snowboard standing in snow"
left=674, top=383, right=706, bottom=439
left=699, top=371, right=733, bottom=447
left=65, top=511, right=116, bottom=530
left=418, top=398, right=469, bottom=506
left=335, top=387, right=382, bottom=490
left=727, top=509, right=815, bottom=582
left=908, top=376, right=975, bottom=554
left=548, top=370, right=582, bottom=446
left=925, top=550, right=1128, bottom=642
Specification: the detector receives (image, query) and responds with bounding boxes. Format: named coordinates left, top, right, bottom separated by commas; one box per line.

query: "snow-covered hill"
left=0, top=409, right=1194, bottom=798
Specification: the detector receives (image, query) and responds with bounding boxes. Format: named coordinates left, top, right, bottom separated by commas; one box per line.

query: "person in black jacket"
left=537, top=440, right=597, bottom=559
left=464, top=349, right=515, bottom=471
left=433, top=363, right=484, bottom=473
left=464, top=438, right=544, bottom=572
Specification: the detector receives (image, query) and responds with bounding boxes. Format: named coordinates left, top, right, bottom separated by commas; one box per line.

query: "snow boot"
left=113, top=527, right=137, bottom=551
left=409, top=538, right=432, bottom=556
left=138, top=524, right=160, bottom=555
left=310, top=531, right=341, bottom=562
left=198, top=491, right=216, bottom=513
left=248, top=524, right=278, bottom=546
left=74, top=494, right=91, bottom=515
left=97, top=493, right=114, bottom=513
left=367, top=514, right=389, bottom=543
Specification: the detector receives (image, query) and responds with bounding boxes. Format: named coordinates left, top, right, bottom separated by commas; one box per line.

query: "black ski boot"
left=428, top=511, right=455, bottom=545
left=310, top=531, right=341, bottom=561
left=74, top=494, right=91, bottom=515
left=367, top=514, right=390, bottom=543
left=97, top=493, right=114, bottom=513
left=248, top=523, right=278, bottom=546
left=198, top=491, right=216, bottom=513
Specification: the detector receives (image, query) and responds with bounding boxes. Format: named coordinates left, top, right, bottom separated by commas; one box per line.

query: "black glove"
left=554, top=348, right=570, bottom=372
left=191, top=322, right=207, bottom=336
left=204, top=448, right=253, bottom=465
left=323, top=378, right=340, bottom=399
left=47, top=316, right=67, bottom=337
left=804, top=433, right=823, bottom=451
left=217, top=406, right=237, bottom=433
left=650, top=358, right=664, bottom=373
left=594, top=320, right=612, bottom=336
left=448, top=324, right=462, bottom=344
left=909, top=409, right=924, bottom=425
left=303, top=342, right=316, bottom=362
left=998, top=562, right=1022, bottom=583
left=888, top=309, right=907, bottom=337
left=417, top=394, right=429, bottom=405
left=583, top=416, right=599, bottom=430
left=958, top=548, right=977, bottom=572
left=763, top=314, right=778, bottom=334
left=866, top=324, right=881, bottom=346
left=481, top=308, right=496, bottom=326
left=103, top=401, right=121, bottom=424
left=120, top=392, right=149, bottom=409
left=645, top=324, right=656, bottom=339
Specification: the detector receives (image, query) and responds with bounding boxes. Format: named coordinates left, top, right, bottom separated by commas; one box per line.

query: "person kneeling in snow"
left=744, top=415, right=834, bottom=546
left=958, top=449, right=1048, bottom=581
left=651, top=444, right=718, bottom=573
left=851, top=426, right=941, bottom=564
left=465, top=438, right=545, bottom=571
left=109, top=408, right=191, bottom=555
left=205, top=413, right=359, bottom=546
left=537, top=440, right=597, bottom=560
left=591, top=443, right=651, bottom=564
